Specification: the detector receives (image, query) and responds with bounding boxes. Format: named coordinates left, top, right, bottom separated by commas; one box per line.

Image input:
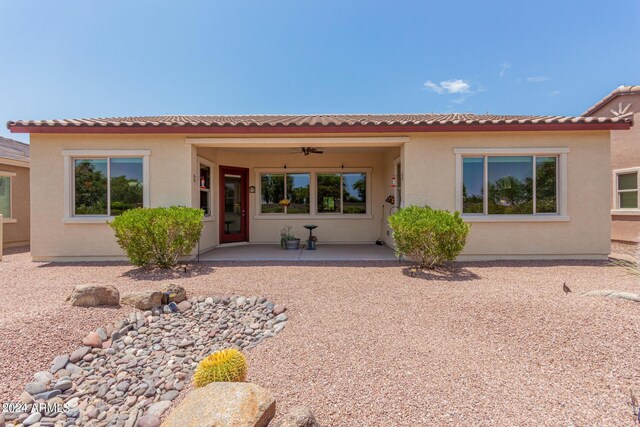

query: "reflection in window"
left=75, top=159, right=108, bottom=215
left=110, top=158, right=143, bottom=216
left=536, top=157, right=557, bottom=213
left=199, top=164, right=212, bottom=216
left=74, top=158, right=143, bottom=216
left=461, top=155, right=559, bottom=215
left=286, top=173, right=310, bottom=214
left=317, top=173, right=341, bottom=213
left=342, top=173, right=366, bottom=214
left=488, top=156, right=533, bottom=215
left=462, top=157, right=484, bottom=214
left=260, top=174, right=285, bottom=214
left=395, top=162, right=402, bottom=208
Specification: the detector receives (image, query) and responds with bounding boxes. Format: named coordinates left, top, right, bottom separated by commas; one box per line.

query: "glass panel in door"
left=224, top=174, right=242, bottom=235
left=219, top=166, right=248, bottom=243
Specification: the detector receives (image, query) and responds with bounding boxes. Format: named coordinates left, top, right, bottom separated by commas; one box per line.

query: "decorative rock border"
left=581, top=289, right=640, bottom=302
left=3, top=295, right=287, bottom=427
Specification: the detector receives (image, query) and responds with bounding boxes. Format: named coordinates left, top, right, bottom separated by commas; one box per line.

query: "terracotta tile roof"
left=583, top=85, right=640, bottom=116
left=7, top=113, right=631, bottom=130
left=0, top=136, right=29, bottom=163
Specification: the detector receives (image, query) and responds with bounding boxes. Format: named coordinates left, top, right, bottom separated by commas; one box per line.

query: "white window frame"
left=197, top=157, right=214, bottom=220
left=254, top=168, right=372, bottom=219
left=62, top=150, right=150, bottom=224
left=454, top=148, right=569, bottom=222
left=612, top=167, right=640, bottom=215
left=257, top=170, right=311, bottom=216
left=0, top=171, right=17, bottom=223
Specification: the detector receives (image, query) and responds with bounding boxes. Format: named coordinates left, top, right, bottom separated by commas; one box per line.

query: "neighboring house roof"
left=0, top=136, right=30, bottom=167
left=583, top=85, right=640, bottom=116
left=6, top=113, right=631, bottom=134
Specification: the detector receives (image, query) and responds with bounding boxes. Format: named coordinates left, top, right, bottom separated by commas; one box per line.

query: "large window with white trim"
left=73, top=157, right=144, bottom=216
left=257, top=169, right=369, bottom=216
left=462, top=155, right=557, bottom=215
left=456, top=148, right=566, bottom=219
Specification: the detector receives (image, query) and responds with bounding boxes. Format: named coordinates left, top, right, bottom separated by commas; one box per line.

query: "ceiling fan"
left=301, top=147, right=324, bottom=155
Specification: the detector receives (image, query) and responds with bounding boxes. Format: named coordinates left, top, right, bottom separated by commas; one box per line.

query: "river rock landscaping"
left=2, top=295, right=287, bottom=427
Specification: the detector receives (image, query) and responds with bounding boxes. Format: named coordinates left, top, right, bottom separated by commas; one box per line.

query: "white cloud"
left=423, top=80, right=444, bottom=94
left=499, top=62, right=511, bottom=77
left=526, top=76, right=550, bottom=83
left=549, top=90, right=561, bottom=97
left=423, top=79, right=471, bottom=94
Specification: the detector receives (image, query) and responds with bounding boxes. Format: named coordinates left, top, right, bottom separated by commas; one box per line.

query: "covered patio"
left=190, top=137, right=405, bottom=254
left=198, top=243, right=398, bottom=261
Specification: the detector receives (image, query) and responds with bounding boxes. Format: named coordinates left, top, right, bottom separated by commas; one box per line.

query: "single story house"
left=0, top=136, right=30, bottom=248
left=6, top=113, right=632, bottom=262
left=583, top=85, right=640, bottom=253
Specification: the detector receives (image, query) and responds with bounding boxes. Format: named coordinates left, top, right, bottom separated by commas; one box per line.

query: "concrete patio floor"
left=198, top=243, right=399, bottom=261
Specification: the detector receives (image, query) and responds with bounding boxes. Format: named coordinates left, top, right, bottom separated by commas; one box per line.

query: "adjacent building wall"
left=1, top=162, right=30, bottom=247
left=610, top=112, right=640, bottom=245
left=585, top=94, right=640, bottom=245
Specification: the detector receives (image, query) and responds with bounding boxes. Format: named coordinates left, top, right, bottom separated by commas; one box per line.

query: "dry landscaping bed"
left=3, top=294, right=286, bottom=426
left=1, top=247, right=640, bottom=426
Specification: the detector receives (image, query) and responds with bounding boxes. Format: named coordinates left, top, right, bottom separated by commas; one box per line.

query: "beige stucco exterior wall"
left=1, top=162, right=30, bottom=247
left=587, top=96, right=640, bottom=243
left=402, top=130, right=611, bottom=259
left=30, top=134, right=193, bottom=260
left=29, top=130, right=610, bottom=260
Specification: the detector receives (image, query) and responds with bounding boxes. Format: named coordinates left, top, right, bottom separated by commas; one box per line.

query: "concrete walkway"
left=198, top=243, right=398, bottom=261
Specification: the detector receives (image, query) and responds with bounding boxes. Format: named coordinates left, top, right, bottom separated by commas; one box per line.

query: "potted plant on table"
left=279, top=198, right=291, bottom=208
left=280, top=226, right=301, bottom=250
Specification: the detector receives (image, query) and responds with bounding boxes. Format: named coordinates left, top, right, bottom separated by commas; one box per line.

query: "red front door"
left=219, top=166, right=249, bottom=243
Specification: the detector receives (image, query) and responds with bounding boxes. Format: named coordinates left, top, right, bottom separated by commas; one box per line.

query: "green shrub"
left=388, top=205, right=470, bottom=269
left=109, top=206, right=204, bottom=268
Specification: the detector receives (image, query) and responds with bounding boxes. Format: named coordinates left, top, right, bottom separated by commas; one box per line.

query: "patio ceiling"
left=207, top=146, right=395, bottom=154
left=185, top=136, right=408, bottom=148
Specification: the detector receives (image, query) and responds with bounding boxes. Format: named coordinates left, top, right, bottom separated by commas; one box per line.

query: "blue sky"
left=1, top=0, right=639, bottom=143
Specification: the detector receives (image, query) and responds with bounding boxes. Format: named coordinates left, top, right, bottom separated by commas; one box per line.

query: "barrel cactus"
left=193, top=348, right=248, bottom=387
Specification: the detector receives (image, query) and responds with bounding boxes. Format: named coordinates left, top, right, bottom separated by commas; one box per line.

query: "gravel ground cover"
left=3, top=295, right=286, bottom=426
left=1, top=246, right=640, bottom=426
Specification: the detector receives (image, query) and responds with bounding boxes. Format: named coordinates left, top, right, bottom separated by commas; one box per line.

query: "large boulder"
left=68, top=284, right=120, bottom=307
left=121, top=291, right=163, bottom=310
left=159, top=283, right=187, bottom=303
left=272, top=406, right=320, bottom=427
left=161, top=382, right=275, bottom=427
